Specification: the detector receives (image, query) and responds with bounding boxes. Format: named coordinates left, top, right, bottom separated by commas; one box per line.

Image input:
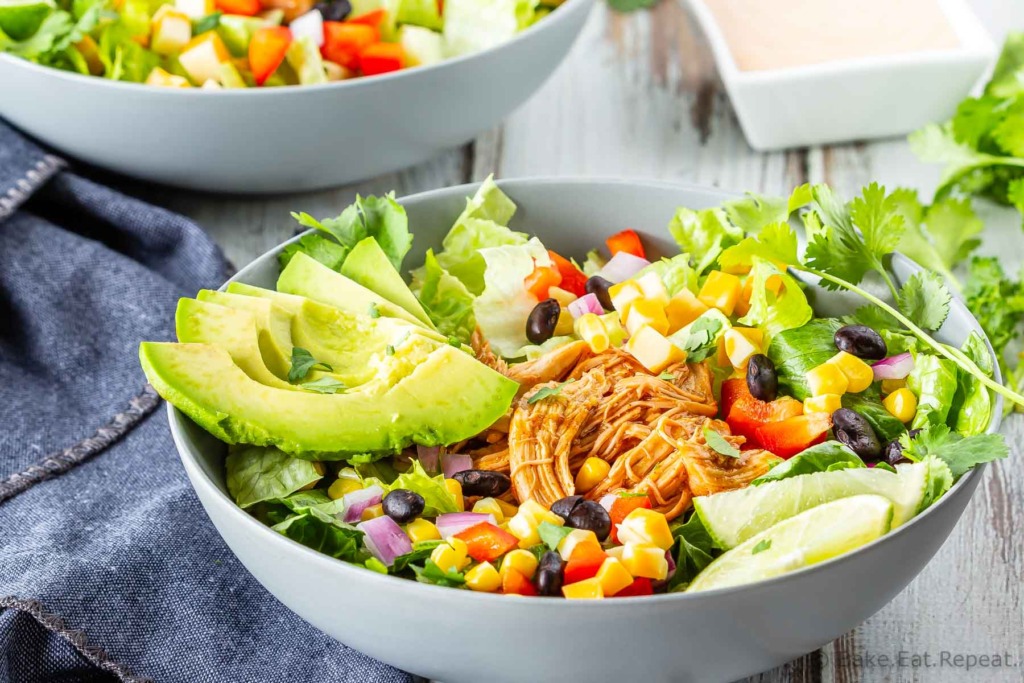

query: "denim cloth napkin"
left=0, top=120, right=413, bottom=683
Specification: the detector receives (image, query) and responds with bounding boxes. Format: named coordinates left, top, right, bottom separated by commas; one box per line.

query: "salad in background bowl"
left=153, top=179, right=1011, bottom=682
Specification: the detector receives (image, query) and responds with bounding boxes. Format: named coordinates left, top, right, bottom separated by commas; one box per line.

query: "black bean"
left=550, top=495, right=585, bottom=521
left=567, top=500, right=612, bottom=541
left=314, top=0, right=352, bottom=21
left=534, top=550, right=565, bottom=597
left=832, top=408, right=883, bottom=461
left=834, top=325, right=888, bottom=360
left=746, top=354, right=778, bottom=402
left=452, top=469, right=511, bottom=497
left=585, top=276, right=614, bottom=311
left=381, top=489, right=424, bottom=524
left=884, top=440, right=911, bottom=466
left=526, top=299, right=560, bottom=345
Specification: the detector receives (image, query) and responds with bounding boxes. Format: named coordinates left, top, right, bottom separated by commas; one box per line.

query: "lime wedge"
left=0, top=0, right=54, bottom=41
left=695, top=460, right=931, bottom=549
left=687, top=494, right=893, bottom=592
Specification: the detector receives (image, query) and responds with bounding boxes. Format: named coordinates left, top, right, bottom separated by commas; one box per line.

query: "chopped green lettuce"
left=949, top=332, right=994, bottom=436
left=272, top=510, right=365, bottom=561
left=841, top=392, right=906, bottom=443
left=411, top=249, right=477, bottom=344
left=751, top=442, right=862, bottom=486
left=225, top=445, right=324, bottom=509
left=908, top=353, right=958, bottom=430
left=386, top=460, right=459, bottom=517
left=668, top=513, right=716, bottom=591
left=766, top=318, right=843, bottom=400
left=666, top=206, right=741, bottom=275
left=736, top=257, right=812, bottom=341
left=290, top=193, right=412, bottom=272
left=443, top=0, right=538, bottom=57
left=635, top=254, right=698, bottom=296
left=473, top=237, right=551, bottom=358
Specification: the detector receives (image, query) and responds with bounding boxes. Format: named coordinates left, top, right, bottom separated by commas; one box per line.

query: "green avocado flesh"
left=141, top=341, right=518, bottom=456
left=195, top=290, right=294, bottom=379
left=341, top=237, right=434, bottom=328
left=279, top=252, right=433, bottom=330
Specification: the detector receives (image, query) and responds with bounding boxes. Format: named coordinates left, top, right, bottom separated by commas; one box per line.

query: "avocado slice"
left=196, top=289, right=294, bottom=380
left=341, top=237, right=434, bottom=328
left=141, top=342, right=519, bottom=456
left=279, top=252, right=435, bottom=331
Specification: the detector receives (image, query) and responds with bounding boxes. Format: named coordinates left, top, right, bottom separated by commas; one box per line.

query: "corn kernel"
left=465, top=561, right=502, bottom=592
left=562, top=577, right=605, bottom=599
left=723, top=328, right=760, bottom=370
left=665, top=289, right=709, bottom=333
left=444, top=478, right=464, bottom=511
left=472, top=497, right=506, bottom=523
left=507, top=500, right=563, bottom=547
left=145, top=66, right=191, bottom=88
left=596, top=557, right=635, bottom=596
left=625, top=326, right=687, bottom=374
left=634, top=272, right=670, bottom=305
left=360, top=504, right=384, bottom=521
left=805, top=362, right=849, bottom=397
left=328, top=477, right=360, bottom=499
left=575, top=313, right=610, bottom=353
left=501, top=549, right=539, bottom=580
left=554, top=309, right=575, bottom=337
left=575, top=457, right=611, bottom=493
left=405, top=518, right=441, bottom=544
left=600, top=312, right=627, bottom=348
left=698, top=270, right=742, bottom=316
left=621, top=544, right=669, bottom=580
left=881, top=378, right=907, bottom=395
left=827, top=351, right=874, bottom=393
left=616, top=508, right=674, bottom=550
left=609, top=281, right=643, bottom=314
left=624, top=298, right=670, bottom=337
left=430, top=540, right=470, bottom=574
left=548, top=286, right=577, bottom=308
left=557, top=529, right=602, bottom=561
left=495, top=498, right=520, bottom=519
left=804, top=393, right=842, bottom=415
left=883, top=387, right=918, bottom=423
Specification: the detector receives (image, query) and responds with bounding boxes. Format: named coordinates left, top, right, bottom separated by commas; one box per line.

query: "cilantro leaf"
left=751, top=539, right=772, bottom=555
left=901, top=425, right=1009, bottom=479
left=964, top=257, right=1024, bottom=357
left=537, top=522, right=573, bottom=551
left=527, top=380, right=575, bottom=405
left=412, top=560, right=466, bottom=587
left=279, top=233, right=349, bottom=271
left=680, top=317, right=722, bottom=362
left=391, top=540, right=445, bottom=574
left=192, top=11, right=221, bottom=34
left=288, top=347, right=333, bottom=383
left=300, top=377, right=346, bottom=394
left=657, top=372, right=675, bottom=380
left=892, top=189, right=982, bottom=292
left=703, top=425, right=740, bottom=459
left=897, top=271, right=951, bottom=332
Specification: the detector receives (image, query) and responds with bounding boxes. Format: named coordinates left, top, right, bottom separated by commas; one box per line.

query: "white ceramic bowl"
left=168, top=179, right=1001, bottom=682
left=0, top=0, right=592, bottom=193
left=683, top=0, right=995, bottom=150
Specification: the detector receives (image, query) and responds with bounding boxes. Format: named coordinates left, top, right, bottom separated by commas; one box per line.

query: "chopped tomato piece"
left=755, top=413, right=831, bottom=458
left=613, top=577, right=653, bottom=597
left=347, top=8, right=387, bottom=28
left=453, top=522, right=519, bottom=563
left=606, top=229, right=646, bottom=259
left=322, top=22, right=376, bottom=70
left=502, top=567, right=537, bottom=596
left=249, top=26, right=292, bottom=86
left=548, top=251, right=588, bottom=297
left=563, top=542, right=607, bottom=585
left=608, top=494, right=652, bottom=543
left=359, top=42, right=404, bottom=76
left=725, top=378, right=804, bottom=447
left=523, top=265, right=562, bottom=300
left=215, top=0, right=260, bottom=15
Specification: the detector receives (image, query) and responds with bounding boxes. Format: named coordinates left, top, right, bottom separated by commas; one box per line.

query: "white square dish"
left=683, top=0, right=996, bottom=150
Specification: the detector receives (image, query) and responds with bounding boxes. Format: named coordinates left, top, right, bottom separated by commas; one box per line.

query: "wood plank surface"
left=133, top=1, right=1024, bottom=680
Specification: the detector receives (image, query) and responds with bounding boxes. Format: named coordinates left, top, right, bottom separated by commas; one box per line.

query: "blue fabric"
left=0, top=120, right=414, bottom=683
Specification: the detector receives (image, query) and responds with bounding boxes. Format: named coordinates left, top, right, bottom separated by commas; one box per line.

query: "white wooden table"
left=130, top=1, right=1024, bottom=680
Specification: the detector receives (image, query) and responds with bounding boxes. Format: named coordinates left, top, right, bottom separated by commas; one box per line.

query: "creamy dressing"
left=702, top=0, right=961, bottom=72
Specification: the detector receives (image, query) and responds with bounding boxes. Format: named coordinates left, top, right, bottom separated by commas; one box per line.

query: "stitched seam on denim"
left=0, top=385, right=160, bottom=505
left=0, top=154, right=65, bottom=221
left=0, top=596, right=153, bottom=683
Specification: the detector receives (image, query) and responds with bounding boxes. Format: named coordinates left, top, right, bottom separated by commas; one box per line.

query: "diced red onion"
left=289, top=10, right=324, bottom=46
left=441, top=453, right=473, bottom=479
left=598, top=494, right=617, bottom=512
left=597, top=252, right=650, bottom=284
left=435, top=512, right=497, bottom=539
left=341, top=485, right=383, bottom=523
left=417, top=445, right=440, bottom=474
left=357, top=515, right=412, bottom=567
left=871, top=352, right=914, bottom=381
left=568, top=292, right=604, bottom=319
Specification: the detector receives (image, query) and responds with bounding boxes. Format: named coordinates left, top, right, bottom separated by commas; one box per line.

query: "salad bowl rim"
left=0, top=0, right=593, bottom=96
left=169, top=175, right=1000, bottom=606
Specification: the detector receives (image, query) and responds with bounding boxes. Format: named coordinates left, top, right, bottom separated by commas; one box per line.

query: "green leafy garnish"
left=410, top=249, right=477, bottom=345
left=901, top=425, right=1009, bottom=479
left=387, top=461, right=459, bottom=517
left=896, top=271, right=951, bottom=332
left=225, top=445, right=324, bottom=509
left=279, top=233, right=348, bottom=271
left=751, top=539, right=772, bottom=555
left=964, top=257, right=1024, bottom=371
left=391, top=540, right=445, bottom=573
left=667, top=207, right=742, bottom=275
left=367, top=303, right=381, bottom=319
left=271, top=511, right=364, bottom=563
left=606, top=0, right=659, bottom=13
left=288, top=347, right=333, bottom=383
left=703, top=425, right=740, bottom=459
left=300, top=377, right=347, bottom=394
left=891, top=190, right=982, bottom=293
left=657, top=372, right=675, bottom=380
left=537, top=521, right=573, bottom=551
left=766, top=318, right=843, bottom=400
left=385, top=345, right=395, bottom=357
left=413, top=560, right=466, bottom=587
left=680, top=316, right=722, bottom=362
left=192, top=11, right=221, bottom=34
left=527, top=379, right=575, bottom=405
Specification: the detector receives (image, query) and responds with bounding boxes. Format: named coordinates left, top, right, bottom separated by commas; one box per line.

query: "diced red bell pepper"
left=502, top=567, right=537, bottom=596
left=216, top=0, right=260, bottom=16
left=347, top=8, right=387, bottom=29
left=322, top=22, right=376, bottom=70
left=359, top=42, right=404, bottom=76
left=608, top=494, right=652, bottom=543
left=724, top=378, right=804, bottom=447
left=523, top=265, right=562, bottom=301
left=563, top=542, right=607, bottom=585
left=547, top=251, right=588, bottom=297
left=453, top=522, right=519, bottom=563
left=719, top=378, right=748, bottom=419
left=606, top=229, right=646, bottom=259
left=755, top=413, right=831, bottom=459
left=613, top=577, right=653, bottom=597
left=249, top=26, right=292, bottom=86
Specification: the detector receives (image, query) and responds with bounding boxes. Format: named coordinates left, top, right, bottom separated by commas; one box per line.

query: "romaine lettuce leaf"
left=949, top=331, right=994, bottom=436
left=272, top=510, right=365, bottom=561
left=668, top=513, right=716, bottom=591
left=411, top=249, right=477, bottom=344
left=842, top=391, right=907, bottom=444
left=386, top=0, right=442, bottom=30
left=667, top=206, right=741, bottom=275
left=751, top=441, right=862, bottom=486
left=443, top=0, right=538, bottom=56
left=635, top=254, right=698, bottom=296
left=737, top=257, right=812, bottom=341
left=473, top=237, right=551, bottom=358
left=291, top=192, right=412, bottom=271
left=908, top=353, right=958, bottom=430
left=386, top=460, right=459, bottom=517
left=279, top=233, right=348, bottom=271
left=766, top=318, right=843, bottom=400
left=226, top=445, right=324, bottom=509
